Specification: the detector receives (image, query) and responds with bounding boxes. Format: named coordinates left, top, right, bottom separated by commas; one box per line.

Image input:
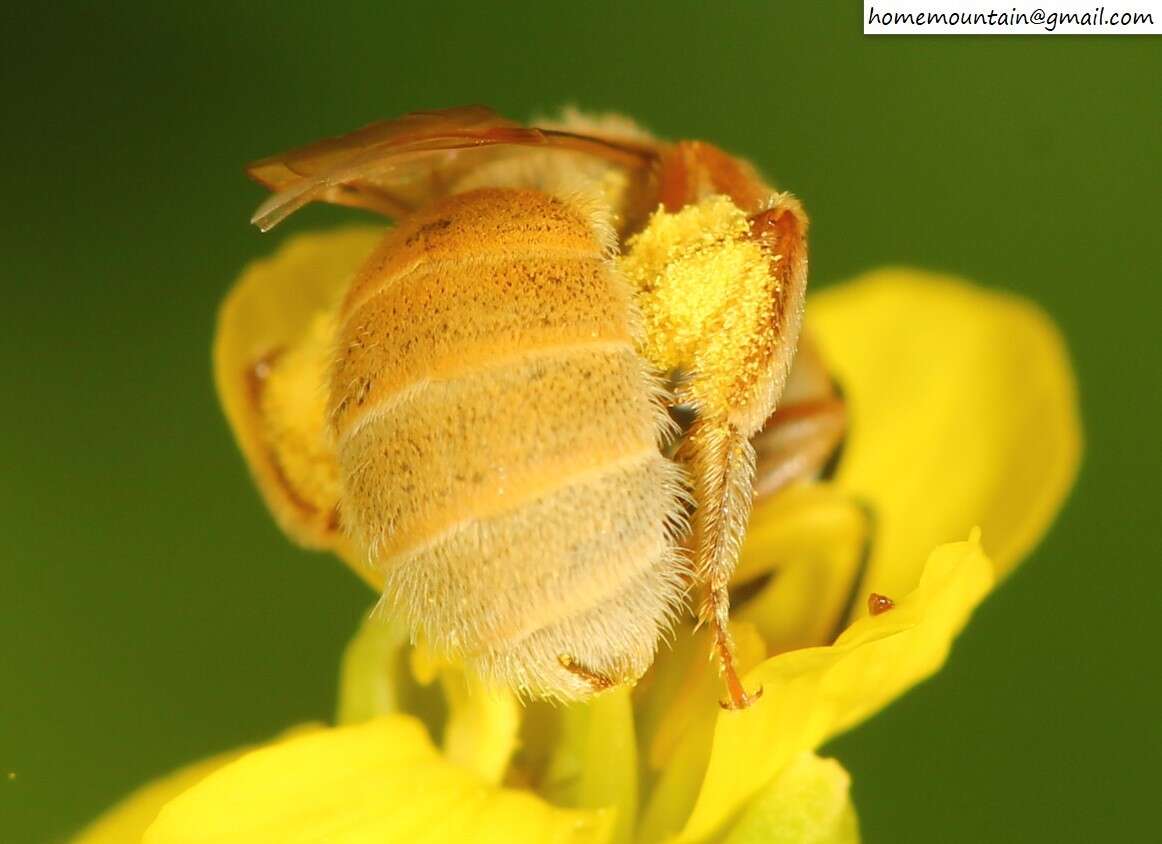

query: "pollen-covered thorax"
left=618, top=195, right=780, bottom=416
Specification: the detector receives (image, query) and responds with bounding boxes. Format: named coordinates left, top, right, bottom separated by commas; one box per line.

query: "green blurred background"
left=2, top=2, right=1157, bottom=841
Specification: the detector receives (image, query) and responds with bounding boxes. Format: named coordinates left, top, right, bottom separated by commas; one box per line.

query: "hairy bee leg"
left=626, top=137, right=811, bottom=710
left=684, top=418, right=762, bottom=710
left=689, top=392, right=844, bottom=709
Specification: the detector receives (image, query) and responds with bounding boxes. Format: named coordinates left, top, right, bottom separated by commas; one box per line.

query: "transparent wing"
left=247, top=105, right=661, bottom=231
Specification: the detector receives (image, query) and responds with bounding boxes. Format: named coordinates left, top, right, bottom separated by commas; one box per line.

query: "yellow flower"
left=75, top=229, right=1080, bottom=844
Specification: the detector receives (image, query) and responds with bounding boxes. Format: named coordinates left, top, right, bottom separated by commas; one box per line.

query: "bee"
left=218, top=106, right=845, bottom=708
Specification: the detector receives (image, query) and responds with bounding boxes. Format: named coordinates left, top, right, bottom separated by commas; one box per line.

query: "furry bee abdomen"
left=330, top=188, right=687, bottom=699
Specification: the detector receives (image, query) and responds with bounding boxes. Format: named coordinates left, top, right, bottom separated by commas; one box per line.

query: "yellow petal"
left=636, top=624, right=767, bottom=844
left=736, top=484, right=872, bottom=654
left=721, top=753, right=859, bottom=844
left=540, top=689, right=639, bottom=844
left=439, top=670, right=521, bottom=785
left=679, top=535, right=993, bottom=842
left=71, top=748, right=243, bottom=844
left=72, top=726, right=319, bottom=843
left=336, top=611, right=411, bottom=724
left=336, top=609, right=520, bottom=785
left=809, top=270, right=1081, bottom=598
left=214, top=226, right=384, bottom=586
left=144, top=716, right=613, bottom=844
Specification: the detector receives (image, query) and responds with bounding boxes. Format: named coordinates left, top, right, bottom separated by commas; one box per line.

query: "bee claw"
left=719, top=684, right=763, bottom=711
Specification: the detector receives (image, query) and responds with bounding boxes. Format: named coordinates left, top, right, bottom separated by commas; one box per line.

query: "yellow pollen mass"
left=618, top=196, right=778, bottom=418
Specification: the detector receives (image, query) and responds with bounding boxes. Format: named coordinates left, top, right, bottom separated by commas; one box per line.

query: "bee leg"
left=752, top=337, right=848, bottom=505
left=683, top=418, right=763, bottom=710
left=558, top=654, right=617, bottom=693
left=752, top=397, right=846, bottom=502
left=686, top=354, right=845, bottom=709
left=657, top=140, right=771, bottom=214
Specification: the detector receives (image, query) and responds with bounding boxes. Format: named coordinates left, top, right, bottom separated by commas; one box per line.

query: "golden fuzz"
left=329, top=189, right=690, bottom=699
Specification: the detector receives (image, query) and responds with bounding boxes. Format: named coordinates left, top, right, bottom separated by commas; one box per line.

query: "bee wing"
left=247, top=105, right=661, bottom=231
